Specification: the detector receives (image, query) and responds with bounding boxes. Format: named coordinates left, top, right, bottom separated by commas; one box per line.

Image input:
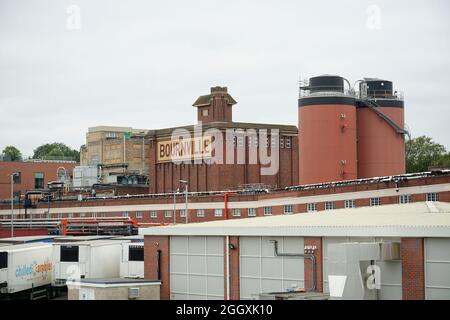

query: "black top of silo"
left=364, top=78, right=393, bottom=98
left=309, top=75, right=344, bottom=93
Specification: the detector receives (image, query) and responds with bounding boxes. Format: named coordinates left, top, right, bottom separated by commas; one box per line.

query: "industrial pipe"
left=270, top=240, right=317, bottom=292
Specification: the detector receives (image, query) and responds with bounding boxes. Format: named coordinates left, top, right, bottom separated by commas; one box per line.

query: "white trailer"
left=120, top=242, right=144, bottom=279
left=52, top=240, right=129, bottom=286
left=0, top=243, right=53, bottom=295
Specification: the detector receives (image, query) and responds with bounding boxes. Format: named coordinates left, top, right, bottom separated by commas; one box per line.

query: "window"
left=123, top=212, right=129, bottom=218
left=150, top=211, right=157, bottom=218
left=248, top=208, right=256, bottom=217
left=68, top=213, right=74, bottom=219
left=0, top=252, right=7, bottom=269
left=214, top=209, right=223, bottom=217
left=164, top=210, right=172, bottom=218
left=34, top=173, right=44, bottom=189
left=196, top=209, right=205, bottom=218
left=180, top=209, right=186, bottom=217
left=13, top=172, right=21, bottom=184
left=57, top=213, right=63, bottom=219
left=325, top=201, right=335, bottom=210
left=136, top=211, right=143, bottom=219
left=307, top=203, right=317, bottom=212
left=263, top=206, right=272, bottom=216
left=399, top=195, right=411, bottom=204
left=370, top=197, right=381, bottom=206
left=344, top=200, right=356, bottom=208
left=232, top=208, right=241, bottom=217
left=128, top=246, right=144, bottom=261
left=80, top=213, right=86, bottom=218
left=426, top=193, right=439, bottom=202
left=284, top=205, right=293, bottom=215
left=285, top=136, right=292, bottom=148
left=280, top=137, right=285, bottom=148
left=202, top=108, right=209, bottom=117
left=60, top=246, right=79, bottom=262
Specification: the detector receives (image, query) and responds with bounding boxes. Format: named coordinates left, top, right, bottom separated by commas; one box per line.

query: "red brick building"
left=147, top=86, right=298, bottom=193
left=0, top=161, right=77, bottom=201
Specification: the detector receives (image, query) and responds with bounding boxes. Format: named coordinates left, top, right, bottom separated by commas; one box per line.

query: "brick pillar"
left=401, top=238, right=425, bottom=300
left=144, top=235, right=170, bottom=300
left=224, top=236, right=240, bottom=300
left=304, top=237, right=323, bottom=292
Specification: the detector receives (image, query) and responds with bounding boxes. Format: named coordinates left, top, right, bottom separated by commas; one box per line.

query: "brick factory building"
left=0, top=160, right=77, bottom=201
left=147, top=86, right=298, bottom=193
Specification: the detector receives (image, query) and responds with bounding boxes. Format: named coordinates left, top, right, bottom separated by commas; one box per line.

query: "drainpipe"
left=270, top=240, right=317, bottom=292
left=226, top=236, right=231, bottom=300
left=224, top=192, right=237, bottom=220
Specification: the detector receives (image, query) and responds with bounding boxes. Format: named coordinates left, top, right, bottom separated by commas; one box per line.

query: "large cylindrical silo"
left=298, top=75, right=358, bottom=184
left=356, top=78, right=406, bottom=178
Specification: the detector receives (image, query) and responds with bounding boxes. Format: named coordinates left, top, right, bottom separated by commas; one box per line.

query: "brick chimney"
left=192, top=86, right=237, bottom=123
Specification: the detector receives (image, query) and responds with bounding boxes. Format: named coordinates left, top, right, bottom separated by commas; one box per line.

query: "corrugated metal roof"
left=139, top=202, right=450, bottom=238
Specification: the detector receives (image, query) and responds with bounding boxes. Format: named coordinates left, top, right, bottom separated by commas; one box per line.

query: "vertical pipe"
left=185, top=184, right=188, bottom=224
left=10, top=174, right=14, bottom=237
left=225, top=235, right=230, bottom=300
left=173, top=190, right=176, bottom=225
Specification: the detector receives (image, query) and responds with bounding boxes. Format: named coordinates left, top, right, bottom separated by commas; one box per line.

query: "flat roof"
left=53, top=239, right=130, bottom=246
left=0, top=242, right=52, bottom=251
left=139, top=202, right=450, bottom=238
left=0, top=235, right=59, bottom=243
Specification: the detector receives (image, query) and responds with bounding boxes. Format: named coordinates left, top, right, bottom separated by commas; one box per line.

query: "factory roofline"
left=139, top=202, right=450, bottom=238
left=146, top=121, right=298, bottom=138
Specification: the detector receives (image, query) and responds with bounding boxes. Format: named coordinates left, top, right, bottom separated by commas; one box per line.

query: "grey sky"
left=0, top=0, right=449, bottom=157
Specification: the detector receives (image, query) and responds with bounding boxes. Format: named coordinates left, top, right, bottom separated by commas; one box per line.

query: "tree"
left=1, top=146, right=23, bottom=161
left=406, top=136, right=447, bottom=173
left=430, top=152, right=450, bottom=169
left=32, top=143, right=80, bottom=162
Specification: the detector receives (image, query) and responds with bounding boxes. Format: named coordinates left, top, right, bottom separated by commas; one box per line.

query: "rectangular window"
left=284, top=205, right=293, bottom=215
left=123, top=212, right=129, bottom=218
left=0, top=252, right=7, bottom=269
left=232, top=208, right=241, bottom=217
left=150, top=211, right=157, bottom=218
left=248, top=208, right=256, bottom=217
left=263, top=206, right=272, bottom=216
left=136, top=211, right=143, bottom=219
left=68, top=213, right=74, bottom=219
left=280, top=137, right=285, bottom=148
left=214, top=209, right=223, bottom=217
left=164, top=210, right=172, bottom=218
left=80, top=213, right=86, bottom=218
left=196, top=209, right=205, bottom=218
left=399, top=194, right=411, bottom=204
left=202, top=108, right=209, bottom=117
left=325, top=201, right=336, bottom=210
left=179, top=209, right=186, bottom=217
left=344, top=200, right=356, bottom=208
left=128, top=246, right=144, bottom=261
left=370, top=197, right=381, bottom=206
left=60, top=246, right=79, bottom=262
left=285, top=136, right=292, bottom=148
left=57, top=213, right=63, bottom=219
left=426, top=193, right=439, bottom=202
left=34, top=172, right=44, bottom=189
left=307, top=203, right=317, bottom=212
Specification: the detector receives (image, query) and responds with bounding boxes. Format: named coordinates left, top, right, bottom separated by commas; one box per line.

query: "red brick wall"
left=144, top=235, right=171, bottom=300
left=223, top=236, right=240, bottom=300
left=0, top=161, right=77, bottom=200
left=401, top=238, right=425, bottom=300
left=304, top=237, right=323, bottom=292
left=0, top=228, right=48, bottom=238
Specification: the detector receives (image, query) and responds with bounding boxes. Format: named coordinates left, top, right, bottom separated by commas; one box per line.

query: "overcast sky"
left=0, top=0, right=449, bottom=157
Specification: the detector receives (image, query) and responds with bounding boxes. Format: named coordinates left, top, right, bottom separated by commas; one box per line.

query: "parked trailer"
left=0, top=243, right=53, bottom=297
left=120, top=242, right=144, bottom=279
left=52, top=240, right=130, bottom=287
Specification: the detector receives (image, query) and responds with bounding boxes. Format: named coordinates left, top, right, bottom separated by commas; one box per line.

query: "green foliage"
left=32, top=143, right=80, bottom=162
left=406, top=136, right=447, bottom=173
left=1, top=145, right=23, bottom=161
left=430, top=152, right=450, bottom=168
